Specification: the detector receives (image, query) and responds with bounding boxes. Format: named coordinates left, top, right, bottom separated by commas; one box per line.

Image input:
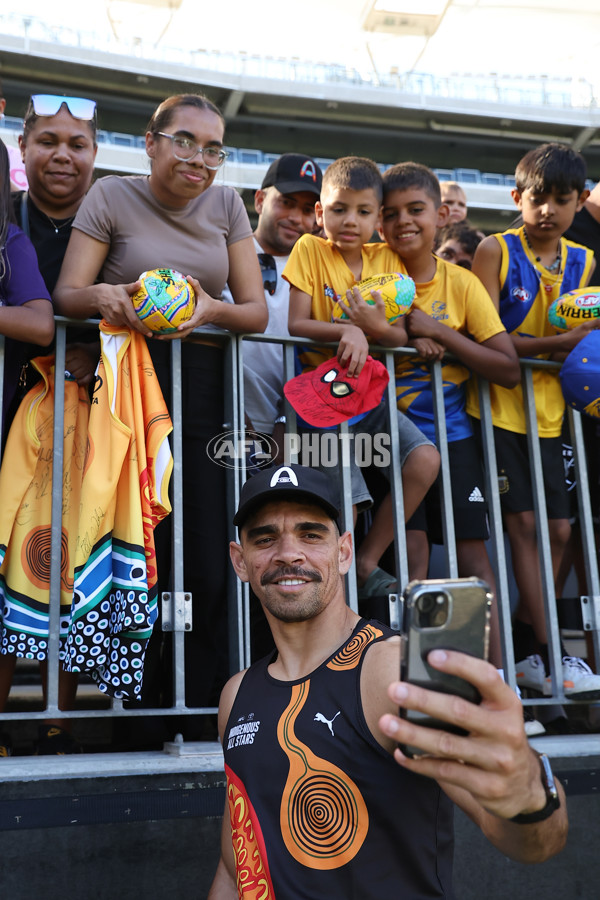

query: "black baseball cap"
left=233, top=464, right=340, bottom=528
left=261, top=153, right=322, bottom=197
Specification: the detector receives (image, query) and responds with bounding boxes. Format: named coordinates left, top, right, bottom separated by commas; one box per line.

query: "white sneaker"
left=546, top=657, right=600, bottom=700
left=523, top=708, right=546, bottom=737
left=514, top=683, right=546, bottom=735
left=515, top=654, right=547, bottom=693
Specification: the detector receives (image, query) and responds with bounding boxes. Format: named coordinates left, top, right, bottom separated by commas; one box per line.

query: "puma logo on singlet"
left=314, top=711, right=341, bottom=736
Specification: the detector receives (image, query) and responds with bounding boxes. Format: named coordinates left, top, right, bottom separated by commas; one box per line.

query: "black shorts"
left=492, top=427, right=569, bottom=519
left=406, top=436, right=489, bottom=543
left=562, top=415, right=600, bottom=523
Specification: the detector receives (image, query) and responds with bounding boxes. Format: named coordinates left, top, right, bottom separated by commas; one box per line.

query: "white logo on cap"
left=300, top=160, right=317, bottom=181
left=270, top=466, right=299, bottom=488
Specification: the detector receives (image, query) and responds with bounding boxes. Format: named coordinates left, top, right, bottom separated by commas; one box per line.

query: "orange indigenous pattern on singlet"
left=226, top=762, right=276, bottom=900
left=326, top=622, right=383, bottom=671
left=277, top=680, right=369, bottom=869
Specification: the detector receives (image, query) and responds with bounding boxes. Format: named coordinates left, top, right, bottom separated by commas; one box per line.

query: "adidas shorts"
left=492, top=427, right=569, bottom=518
left=406, top=436, right=489, bottom=543
left=561, top=416, right=600, bottom=523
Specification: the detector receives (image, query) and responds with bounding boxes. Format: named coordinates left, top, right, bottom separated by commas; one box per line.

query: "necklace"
left=523, top=227, right=562, bottom=274
left=41, top=211, right=75, bottom=234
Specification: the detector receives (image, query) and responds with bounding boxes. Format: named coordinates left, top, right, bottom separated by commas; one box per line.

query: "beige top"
left=74, top=174, right=252, bottom=333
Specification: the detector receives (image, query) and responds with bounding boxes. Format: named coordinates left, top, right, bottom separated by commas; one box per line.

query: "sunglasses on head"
left=258, top=253, right=277, bottom=296
left=30, top=95, right=97, bottom=121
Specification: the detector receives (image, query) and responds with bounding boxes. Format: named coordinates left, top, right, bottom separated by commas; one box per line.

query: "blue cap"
left=560, top=331, right=600, bottom=418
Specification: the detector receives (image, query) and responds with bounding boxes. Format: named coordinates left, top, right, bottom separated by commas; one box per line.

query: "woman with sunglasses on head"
left=13, top=94, right=99, bottom=387
left=0, top=97, right=98, bottom=756
left=54, top=93, right=266, bottom=746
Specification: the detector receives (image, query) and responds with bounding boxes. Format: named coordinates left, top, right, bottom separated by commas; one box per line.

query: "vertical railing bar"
left=283, top=342, right=298, bottom=464
left=478, top=377, right=515, bottom=680
left=431, top=359, right=458, bottom=577
left=339, top=419, right=357, bottom=612
left=230, top=334, right=249, bottom=671
left=47, top=323, right=67, bottom=716
left=169, top=339, right=186, bottom=708
left=522, top=365, right=563, bottom=699
left=568, top=407, right=600, bottom=665
left=385, top=349, right=408, bottom=590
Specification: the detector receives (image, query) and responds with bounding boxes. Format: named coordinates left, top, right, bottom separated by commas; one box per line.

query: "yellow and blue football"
left=548, top=287, right=600, bottom=333
left=331, top=272, right=415, bottom=324
left=131, top=268, right=195, bottom=334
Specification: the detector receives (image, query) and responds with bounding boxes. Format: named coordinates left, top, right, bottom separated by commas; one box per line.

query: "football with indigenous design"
left=331, top=272, right=415, bottom=324
left=131, top=268, right=195, bottom=334
left=548, top=287, right=600, bottom=333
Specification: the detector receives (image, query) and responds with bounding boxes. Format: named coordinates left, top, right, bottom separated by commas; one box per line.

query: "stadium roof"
left=12, top=0, right=600, bottom=93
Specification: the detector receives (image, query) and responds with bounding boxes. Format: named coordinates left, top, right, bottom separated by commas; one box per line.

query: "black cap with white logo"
left=233, top=465, right=340, bottom=528
left=261, top=153, right=323, bottom=196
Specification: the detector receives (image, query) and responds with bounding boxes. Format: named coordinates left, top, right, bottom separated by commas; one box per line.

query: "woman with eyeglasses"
left=54, top=93, right=266, bottom=746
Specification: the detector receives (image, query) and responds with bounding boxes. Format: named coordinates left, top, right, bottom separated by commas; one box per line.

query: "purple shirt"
left=1, top=223, right=51, bottom=429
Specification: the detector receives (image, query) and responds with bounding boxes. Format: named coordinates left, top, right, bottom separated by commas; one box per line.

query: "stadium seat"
left=481, top=172, right=505, bottom=186
left=237, top=148, right=263, bottom=164
left=433, top=168, right=455, bottom=182
left=455, top=168, right=481, bottom=183
left=110, top=132, right=136, bottom=148
left=1, top=115, right=22, bottom=132
left=315, top=158, right=334, bottom=171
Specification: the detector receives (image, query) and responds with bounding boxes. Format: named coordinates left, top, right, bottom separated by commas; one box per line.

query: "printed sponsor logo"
left=511, top=286, right=531, bottom=303
left=206, top=431, right=392, bottom=469
left=227, top=717, right=261, bottom=749
left=206, top=430, right=278, bottom=470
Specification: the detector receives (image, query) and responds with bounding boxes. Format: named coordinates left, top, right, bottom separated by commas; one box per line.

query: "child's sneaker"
left=523, top=708, right=546, bottom=737
left=35, top=724, right=83, bottom=755
left=547, top=657, right=600, bottom=700
left=514, top=683, right=545, bottom=736
left=0, top=732, right=13, bottom=757
left=515, top=654, right=546, bottom=693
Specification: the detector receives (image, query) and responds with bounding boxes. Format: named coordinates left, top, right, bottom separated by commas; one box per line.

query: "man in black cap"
left=208, top=464, right=568, bottom=899
left=224, top=154, right=323, bottom=437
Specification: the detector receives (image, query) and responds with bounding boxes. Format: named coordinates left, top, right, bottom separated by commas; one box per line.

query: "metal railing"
left=0, top=322, right=599, bottom=752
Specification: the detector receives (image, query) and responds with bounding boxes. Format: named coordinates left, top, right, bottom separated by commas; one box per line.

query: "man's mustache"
left=261, top=566, right=322, bottom=586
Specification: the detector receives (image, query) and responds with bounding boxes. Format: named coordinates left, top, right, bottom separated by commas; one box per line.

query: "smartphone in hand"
left=399, top=577, right=492, bottom=758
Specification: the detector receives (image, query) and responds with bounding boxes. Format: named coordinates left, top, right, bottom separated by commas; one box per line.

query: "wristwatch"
left=510, top=752, right=560, bottom=824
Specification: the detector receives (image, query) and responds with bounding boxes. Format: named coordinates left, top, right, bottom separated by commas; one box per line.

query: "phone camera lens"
left=417, top=594, right=435, bottom=614
left=416, top=590, right=449, bottom=628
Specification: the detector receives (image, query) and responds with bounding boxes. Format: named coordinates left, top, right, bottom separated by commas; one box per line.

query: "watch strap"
left=510, top=752, right=560, bottom=824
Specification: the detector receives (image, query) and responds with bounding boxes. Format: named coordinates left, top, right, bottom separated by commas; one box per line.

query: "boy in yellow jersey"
left=284, top=157, right=439, bottom=595
left=471, top=142, right=600, bottom=697
left=376, top=162, right=519, bottom=666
